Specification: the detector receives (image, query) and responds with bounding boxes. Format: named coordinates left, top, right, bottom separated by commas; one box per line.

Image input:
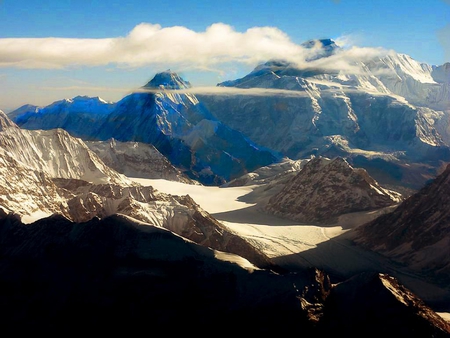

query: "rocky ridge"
left=86, top=138, right=198, bottom=184
left=264, top=157, right=402, bottom=224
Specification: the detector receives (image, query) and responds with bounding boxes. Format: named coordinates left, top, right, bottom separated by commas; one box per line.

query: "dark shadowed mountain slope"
left=354, top=163, right=450, bottom=284
left=318, top=272, right=450, bottom=336
left=0, top=211, right=448, bottom=336
left=0, top=212, right=309, bottom=334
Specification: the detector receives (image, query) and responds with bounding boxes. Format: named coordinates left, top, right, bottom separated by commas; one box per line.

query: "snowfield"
left=130, top=179, right=387, bottom=265
left=131, top=178, right=347, bottom=256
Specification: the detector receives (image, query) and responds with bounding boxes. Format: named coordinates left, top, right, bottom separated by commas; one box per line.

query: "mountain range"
left=2, top=38, right=450, bottom=335
left=199, top=49, right=450, bottom=191
left=11, top=40, right=450, bottom=191
left=11, top=73, right=279, bottom=185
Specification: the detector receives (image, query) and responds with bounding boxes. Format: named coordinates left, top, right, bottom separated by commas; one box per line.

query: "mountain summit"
left=143, top=70, right=191, bottom=90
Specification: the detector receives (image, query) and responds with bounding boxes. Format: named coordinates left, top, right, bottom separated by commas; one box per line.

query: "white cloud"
left=137, top=86, right=314, bottom=97
left=0, top=23, right=388, bottom=74
left=135, top=84, right=393, bottom=99
left=306, top=46, right=390, bottom=75
left=0, top=23, right=307, bottom=69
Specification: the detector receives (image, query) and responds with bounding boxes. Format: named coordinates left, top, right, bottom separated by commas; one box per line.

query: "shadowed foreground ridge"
left=0, top=211, right=320, bottom=334
left=0, top=210, right=448, bottom=336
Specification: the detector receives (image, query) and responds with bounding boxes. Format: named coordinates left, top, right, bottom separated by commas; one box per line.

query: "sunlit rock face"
left=0, top=110, right=130, bottom=218
left=264, top=157, right=402, bottom=224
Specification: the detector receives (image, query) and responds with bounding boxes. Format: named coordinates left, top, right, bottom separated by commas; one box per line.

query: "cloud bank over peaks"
left=310, top=45, right=392, bottom=74
left=0, top=23, right=389, bottom=74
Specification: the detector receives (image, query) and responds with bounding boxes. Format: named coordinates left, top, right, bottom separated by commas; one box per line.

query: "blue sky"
left=0, top=0, right=449, bottom=110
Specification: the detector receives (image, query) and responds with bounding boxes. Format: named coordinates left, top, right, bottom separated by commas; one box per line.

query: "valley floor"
left=132, top=177, right=450, bottom=317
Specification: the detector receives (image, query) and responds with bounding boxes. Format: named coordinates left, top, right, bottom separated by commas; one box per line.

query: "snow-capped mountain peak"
left=143, top=70, right=191, bottom=90
left=48, top=95, right=114, bottom=111
left=0, top=110, right=129, bottom=186
left=366, top=53, right=436, bottom=84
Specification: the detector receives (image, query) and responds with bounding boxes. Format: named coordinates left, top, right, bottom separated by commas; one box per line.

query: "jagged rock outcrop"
left=264, top=157, right=402, bottom=224
left=354, top=163, right=450, bottom=283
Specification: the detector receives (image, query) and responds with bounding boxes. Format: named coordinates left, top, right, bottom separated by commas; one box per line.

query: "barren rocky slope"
left=264, top=157, right=402, bottom=224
